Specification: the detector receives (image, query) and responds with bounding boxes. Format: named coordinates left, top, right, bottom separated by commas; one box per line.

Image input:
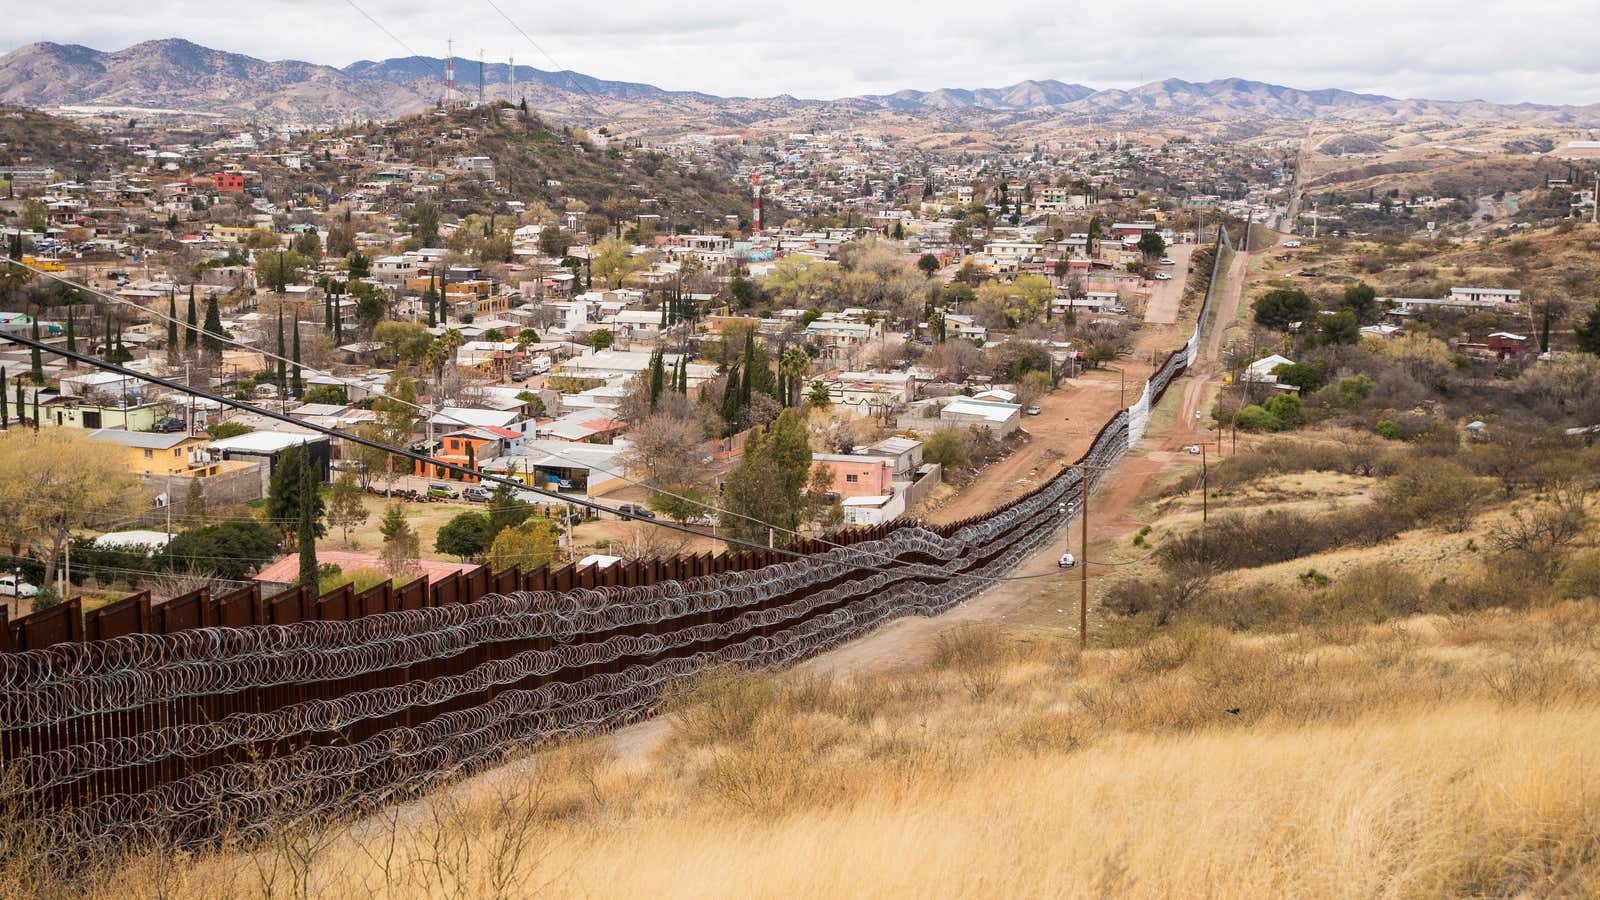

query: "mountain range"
left=1, top=39, right=1597, bottom=129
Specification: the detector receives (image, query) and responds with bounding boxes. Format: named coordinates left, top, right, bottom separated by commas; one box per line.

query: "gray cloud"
left=6, top=0, right=1600, bottom=105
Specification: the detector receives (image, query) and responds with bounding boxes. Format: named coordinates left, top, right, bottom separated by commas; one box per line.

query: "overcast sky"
left=8, top=0, right=1600, bottom=106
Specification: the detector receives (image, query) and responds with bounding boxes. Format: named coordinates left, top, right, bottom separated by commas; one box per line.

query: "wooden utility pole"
left=1079, top=471, right=1089, bottom=650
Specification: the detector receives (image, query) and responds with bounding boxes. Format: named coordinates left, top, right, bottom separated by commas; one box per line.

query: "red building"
left=212, top=173, right=246, bottom=192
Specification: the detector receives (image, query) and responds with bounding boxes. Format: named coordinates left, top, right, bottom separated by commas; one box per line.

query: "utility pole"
left=1079, top=471, right=1089, bottom=651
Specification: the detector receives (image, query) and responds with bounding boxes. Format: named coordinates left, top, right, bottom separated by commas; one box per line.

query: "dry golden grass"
left=43, top=601, right=1600, bottom=900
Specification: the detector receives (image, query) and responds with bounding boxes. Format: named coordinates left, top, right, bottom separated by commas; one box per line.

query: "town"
left=4, top=15, right=1600, bottom=898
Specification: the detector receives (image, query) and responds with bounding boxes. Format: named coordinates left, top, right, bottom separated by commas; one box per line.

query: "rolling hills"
left=5, top=38, right=1600, bottom=130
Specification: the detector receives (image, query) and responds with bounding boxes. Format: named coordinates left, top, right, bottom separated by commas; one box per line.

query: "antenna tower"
left=478, top=48, right=485, bottom=105
left=444, top=39, right=455, bottom=105
left=509, top=55, right=516, bottom=106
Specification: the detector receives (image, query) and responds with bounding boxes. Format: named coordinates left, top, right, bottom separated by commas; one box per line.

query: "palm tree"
left=780, top=346, right=810, bottom=407
left=441, top=328, right=466, bottom=375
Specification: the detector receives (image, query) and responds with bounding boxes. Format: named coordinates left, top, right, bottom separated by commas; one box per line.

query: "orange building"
left=212, top=173, right=246, bottom=192
left=414, top=426, right=520, bottom=481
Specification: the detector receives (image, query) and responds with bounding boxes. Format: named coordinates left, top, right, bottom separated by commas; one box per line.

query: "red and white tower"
left=751, top=173, right=762, bottom=234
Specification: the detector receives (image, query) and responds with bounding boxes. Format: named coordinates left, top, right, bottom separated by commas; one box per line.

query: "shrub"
left=1378, top=459, right=1483, bottom=532
left=1556, top=551, right=1600, bottom=599
left=1234, top=404, right=1280, bottom=432
left=1262, top=394, right=1306, bottom=430
left=1375, top=419, right=1402, bottom=440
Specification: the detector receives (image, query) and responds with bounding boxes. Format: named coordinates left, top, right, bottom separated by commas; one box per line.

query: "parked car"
left=1283, top=240, right=1303, bottom=248
left=1058, top=552, right=1077, bottom=569
left=510, top=370, right=527, bottom=383
left=1026, top=406, right=1042, bottom=416
left=1154, top=272, right=1172, bottom=281
left=151, top=416, right=185, bottom=433
left=1186, top=445, right=1201, bottom=455
left=617, top=503, right=657, bottom=520
left=462, top=485, right=492, bottom=502
left=427, top=482, right=458, bottom=500
left=1110, top=304, right=1129, bottom=315
left=1159, top=257, right=1176, bottom=265
left=0, top=575, right=39, bottom=598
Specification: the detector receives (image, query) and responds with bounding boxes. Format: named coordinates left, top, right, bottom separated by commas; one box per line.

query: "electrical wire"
left=0, top=255, right=1109, bottom=584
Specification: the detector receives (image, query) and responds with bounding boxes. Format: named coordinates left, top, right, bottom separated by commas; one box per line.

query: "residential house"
left=415, top=426, right=520, bottom=481
left=811, top=453, right=896, bottom=499
left=940, top=397, right=1021, bottom=436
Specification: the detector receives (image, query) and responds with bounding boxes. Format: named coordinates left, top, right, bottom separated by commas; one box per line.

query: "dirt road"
left=1141, top=243, right=1196, bottom=326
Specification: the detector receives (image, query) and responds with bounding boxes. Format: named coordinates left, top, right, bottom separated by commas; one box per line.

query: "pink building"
left=811, top=454, right=895, bottom=499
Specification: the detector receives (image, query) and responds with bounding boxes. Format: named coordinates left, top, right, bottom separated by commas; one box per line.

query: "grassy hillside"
left=34, top=422, right=1600, bottom=899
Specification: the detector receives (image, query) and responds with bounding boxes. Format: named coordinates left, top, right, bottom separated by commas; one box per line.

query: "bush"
left=1378, top=459, right=1483, bottom=532
left=1234, top=404, right=1280, bottom=432
left=1262, top=394, right=1306, bottom=430
left=1556, top=551, right=1600, bottom=599
left=1375, top=420, right=1402, bottom=440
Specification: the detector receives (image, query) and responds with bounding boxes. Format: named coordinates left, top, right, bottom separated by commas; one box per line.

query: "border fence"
left=1, top=227, right=1234, bottom=852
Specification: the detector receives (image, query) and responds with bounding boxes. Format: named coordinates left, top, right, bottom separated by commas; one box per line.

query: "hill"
left=0, top=103, right=125, bottom=175
left=5, top=39, right=1600, bottom=130
left=346, top=104, right=768, bottom=229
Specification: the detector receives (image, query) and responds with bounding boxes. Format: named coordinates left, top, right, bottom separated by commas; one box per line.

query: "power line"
left=5, top=331, right=1113, bottom=589
left=340, top=0, right=448, bottom=82
left=2, top=257, right=1121, bottom=587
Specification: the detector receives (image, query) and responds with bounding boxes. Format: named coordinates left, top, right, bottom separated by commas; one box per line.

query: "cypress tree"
left=296, top=461, right=319, bottom=596
left=291, top=316, right=303, bottom=398
left=324, top=289, right=334, bottom=334
left=738, top=332, right=755, bottom=405
left=720, top=368, right=742, bottom=434
left=424, top=276, right=437, bottom=327
left=184, top=286, right=198, bottom=352
left=201, top=296, right=224, bottom=359
left=465, top=440, right=476, bottom=478
left=31, top=389, right=39, bottom=432
left=648, top=349, right=664, bottom=410
left=167, top=293, right=179, bottom=359
left=334, top=295, right=343, bottom=345
left=1, top=367, right=8, bottom=428
left=64, top=305, right=76, bottom=369
left=14, top=379, right=23, bottom=426
left=29, top=318, right=42, bottom=382
left=275, top=308, right=286, bottom=393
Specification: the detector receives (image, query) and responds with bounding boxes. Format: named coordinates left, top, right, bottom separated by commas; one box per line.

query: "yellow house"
left=208, top=224, right=260, bottom=243
left=88, top=429, right=224, bottom=477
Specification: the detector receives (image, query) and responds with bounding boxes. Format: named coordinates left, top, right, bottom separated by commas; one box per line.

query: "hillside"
left=347, top=104, right=769, bottom=230
left=43, top=425, right=1600, bottom=898
left=6, top=39, right=1600, bottom=130
left=0, top=103, right=125, bottom=175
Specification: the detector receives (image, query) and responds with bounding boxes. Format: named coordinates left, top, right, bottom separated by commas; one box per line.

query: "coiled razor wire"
left=0, top=230, right=1233, bottom=855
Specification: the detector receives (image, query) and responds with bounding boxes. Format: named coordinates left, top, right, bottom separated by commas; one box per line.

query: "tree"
left=917, top=253, right=941, bottom=276
left=346, top=250, right=371, bottom=279
left=326, top=219, right=357, bottom=258
left=591, top=238, right=643, bottom=288
left=922, top=428, right=971, bottom=471
left=302, top=384, right=348, bottom=405
left=296, top=460, right=321, bottom=594
left=0, top=429, right=144, bottom=594
left=163, top=518, right=279, bottom=580
left=1137, top=231, right=1166, bottom=262
left=200, top=296, right=227, bottom=359
left=589, top=328, right=615, bottom=351
left=487, top=483, right=533, bottom=534
left=1314, top=309, right=1360, bottom=346
left=1271, top=363, right=1324, bottom=393
left=267, top=445, right=325, bottom=540
left=486, top=519, right=559, bottom=571
left=806, top=380, right=832, bottom=409
left=411, top=201, right=440, bottom=247
left=254, top=250, right=311, bottom=292
left=435, top=511, right=493, bottom=560
left=538, top=225, right=571, bottom=258
left=184, top=286, right=199, bottom=354
left=722, top=408, right=812, bottom=544
left=291, top=316, right=304, bottom=397
left=63, top=304, right=76, bottom=369
left=1254, top=288, right=1317, bottom=331
left=292, top=230, right=321, bottom=259
left=1340, top=281, right=1379, bottom=324
left=183, top=478, right=207, bottom=521
left=166, top=293, right=179, bottom=362
left=1577, top=303, right=1600, bottom=356
left=28, top=318, right=42, bottom=382
left=379, top=502, right=420, bottom=576
left=326, top=469, right=368, bottom=541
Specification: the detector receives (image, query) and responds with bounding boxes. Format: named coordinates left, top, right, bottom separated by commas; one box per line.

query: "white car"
left=0, top=575, right=39, bottom=598
left=1283, top=240, right=1303, bottom=248
left=1154, top=272, right=1172, bottom=281
left=1058, top=552, right=1078, bottom=569
left=1159, top=257, right=1176, bottom=265
left=1026, top=405, right=1042, bottom=415
left=1185, top=445, right=1201, bottom=455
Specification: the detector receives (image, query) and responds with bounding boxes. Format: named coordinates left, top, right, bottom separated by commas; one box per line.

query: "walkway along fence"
left=0, top=228, right=1234, bottom=852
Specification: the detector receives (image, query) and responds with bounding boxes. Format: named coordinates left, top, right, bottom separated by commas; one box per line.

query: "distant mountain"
left=0, top=39, right=1596, bottom=128
left=854, top=79, right=1095, bottom=111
